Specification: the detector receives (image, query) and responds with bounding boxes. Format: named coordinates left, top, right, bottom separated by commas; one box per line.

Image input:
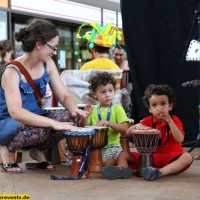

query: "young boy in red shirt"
left=102, top=84, right=193, bottom=181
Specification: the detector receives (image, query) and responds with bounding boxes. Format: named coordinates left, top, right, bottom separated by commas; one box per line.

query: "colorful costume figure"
left=76, top=22, right=122, bottom=70
left=76, top=22, right=122, bottom=50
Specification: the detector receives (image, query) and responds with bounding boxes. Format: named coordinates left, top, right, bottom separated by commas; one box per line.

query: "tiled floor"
left=1, top=147, right=200, bottom=200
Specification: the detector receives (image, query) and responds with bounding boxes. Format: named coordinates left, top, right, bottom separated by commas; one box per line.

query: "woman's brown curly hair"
left=14, top=18, right=59, bottom=52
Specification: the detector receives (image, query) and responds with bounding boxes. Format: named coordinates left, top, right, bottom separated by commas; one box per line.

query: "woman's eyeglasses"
left=46, top=43, right=57, bottom=52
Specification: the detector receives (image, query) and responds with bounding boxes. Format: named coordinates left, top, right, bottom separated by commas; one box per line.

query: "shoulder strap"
left=5, top=60, right=41, bottom=104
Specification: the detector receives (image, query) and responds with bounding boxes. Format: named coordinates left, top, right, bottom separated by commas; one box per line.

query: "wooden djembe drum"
left=51, top=128, right=96, bottom=180
left=132, top=129, right=161, bottom=177
left=85, top=126, right=108, bottom=173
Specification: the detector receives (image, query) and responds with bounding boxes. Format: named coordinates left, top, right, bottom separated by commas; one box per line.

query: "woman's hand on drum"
left=52, top=121, right=82, bottom=131
left=71, top=108, right=89, bottom=118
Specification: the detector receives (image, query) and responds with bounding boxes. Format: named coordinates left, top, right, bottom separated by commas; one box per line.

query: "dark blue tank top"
left=0, top=64, right=50, bottom=145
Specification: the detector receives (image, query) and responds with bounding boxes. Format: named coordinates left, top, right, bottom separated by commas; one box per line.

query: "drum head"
left=84, top=126, right=108, bottom=130
left=43, top=107, right=65, bottom=112
left=65, top=128, right=95, bottom=136
left=77, top=104, right=86, bottom=109
left=132, top=129, right=160, bottom=134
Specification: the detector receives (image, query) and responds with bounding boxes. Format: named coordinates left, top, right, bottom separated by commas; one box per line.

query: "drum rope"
left=58, top=142, right=72, bottom=163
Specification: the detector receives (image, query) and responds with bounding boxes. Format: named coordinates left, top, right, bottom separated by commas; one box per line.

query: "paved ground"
left=0, top=147, right=200, bottom=200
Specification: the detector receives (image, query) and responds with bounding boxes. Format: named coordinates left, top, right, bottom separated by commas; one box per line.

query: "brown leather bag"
left=5, top=60, right=42, bottom=106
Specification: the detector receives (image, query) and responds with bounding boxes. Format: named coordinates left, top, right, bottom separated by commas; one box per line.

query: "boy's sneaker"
left=101, top=166, right=132, bottom=180
left=142, top=167, right=160, bottom=181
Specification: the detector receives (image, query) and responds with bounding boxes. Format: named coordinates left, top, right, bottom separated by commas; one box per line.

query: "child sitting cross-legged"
left=101, top=84, right=193, bottom=180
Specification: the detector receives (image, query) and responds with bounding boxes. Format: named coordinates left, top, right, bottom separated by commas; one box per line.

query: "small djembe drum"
left=85, top=126, right=108, bottom=173
left=132, top=129, right=161, bottom=177
left=51, top=128, right=96, bottom=180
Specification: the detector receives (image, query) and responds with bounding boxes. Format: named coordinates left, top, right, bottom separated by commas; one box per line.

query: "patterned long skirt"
left=6, top=110, right=78, bottom=152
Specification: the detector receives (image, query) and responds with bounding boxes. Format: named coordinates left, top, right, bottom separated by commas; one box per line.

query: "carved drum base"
left=136, top=154, right=154, bottom=177
left=88, top=149, right=104, bottom=173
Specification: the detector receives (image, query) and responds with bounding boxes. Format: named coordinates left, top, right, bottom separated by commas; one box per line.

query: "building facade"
left=0, top=0, right=122, bottom=71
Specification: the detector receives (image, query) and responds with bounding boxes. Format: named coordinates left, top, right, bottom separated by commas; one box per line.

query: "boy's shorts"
left=102, top=144, right=123, bottom=162
left=128, top=151, right=192, bottom=173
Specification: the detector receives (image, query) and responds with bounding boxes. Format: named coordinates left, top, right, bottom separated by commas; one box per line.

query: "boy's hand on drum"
left=52, top=121, right=82, bottom=131
left=126, top=123, right=151, bottom=137
left=71, top=108, right=89, bottom=118
left=97, top=120, right=109, bottom=127
left=135, top=123, right=151, bottom=130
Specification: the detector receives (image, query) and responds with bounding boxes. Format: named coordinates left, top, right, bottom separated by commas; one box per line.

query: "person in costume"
left=102, top=84, right=192, bottom=180
left=75, top=22, right=122, bottom=70
left=112, top=43, right=133, bottom=119
left=112, top=44, right=129, bottom=71
left=80, top=45, right=120, bottom=70
left=80, top=72, right=129, bottom=168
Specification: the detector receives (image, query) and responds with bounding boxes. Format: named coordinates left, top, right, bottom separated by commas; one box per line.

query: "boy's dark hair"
left=142, top=84, right=176, bottom=107
left=88, top=72, right=116, bottom=92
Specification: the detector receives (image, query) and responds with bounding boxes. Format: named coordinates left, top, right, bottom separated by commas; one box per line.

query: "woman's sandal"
left=25, top=161, right=56, bottom=171
left=2, top=163, right=23, bottom=174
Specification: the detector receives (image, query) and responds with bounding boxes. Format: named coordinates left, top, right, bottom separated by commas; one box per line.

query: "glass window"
left=12, top=22, right=93, bottom=70
left=0, top=11, right=8, bottom=40
left=57, top=26, right=73, bottom=73
left=14, top=23, right=26, bottom=58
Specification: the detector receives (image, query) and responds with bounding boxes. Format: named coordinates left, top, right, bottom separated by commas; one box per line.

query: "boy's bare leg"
left=117, top=151, right=137, bottom=167
left=159, top=152, right=192, bottom=176
left=104, top=158, right=117, bottom=166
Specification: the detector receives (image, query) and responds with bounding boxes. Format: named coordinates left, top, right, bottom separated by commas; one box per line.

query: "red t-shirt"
left=140, top=115, right=184, bottom=154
